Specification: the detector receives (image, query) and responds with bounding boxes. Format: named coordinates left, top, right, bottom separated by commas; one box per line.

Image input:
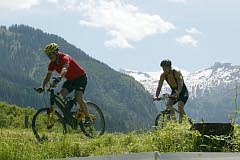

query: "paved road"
left=55, top=152, right=240, bottom=160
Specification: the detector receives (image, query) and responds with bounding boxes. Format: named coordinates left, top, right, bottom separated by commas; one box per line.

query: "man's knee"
left=75, top=91, right=85, bottom=102
left=60, top=88, right=69, bottom=97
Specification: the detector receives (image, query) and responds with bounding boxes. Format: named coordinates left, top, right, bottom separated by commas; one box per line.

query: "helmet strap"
left=53, top=51, right=59, bottom=64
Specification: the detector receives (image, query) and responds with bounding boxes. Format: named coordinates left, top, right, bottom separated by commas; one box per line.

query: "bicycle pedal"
left=78, top=121, right=93, bottom=127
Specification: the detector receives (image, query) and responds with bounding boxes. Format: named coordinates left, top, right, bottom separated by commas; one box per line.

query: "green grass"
left=0, top=122, right=240, bottom=160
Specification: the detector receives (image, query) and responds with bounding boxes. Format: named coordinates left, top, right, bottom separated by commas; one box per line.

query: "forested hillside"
left=0, top=24, right=157, bottom=132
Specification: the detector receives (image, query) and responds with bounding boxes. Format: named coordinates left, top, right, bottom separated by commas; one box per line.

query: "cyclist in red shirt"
left=40, top=43, right=93, bottom=126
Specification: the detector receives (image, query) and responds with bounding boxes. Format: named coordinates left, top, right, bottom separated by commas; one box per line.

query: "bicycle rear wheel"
left=155, top=110, right=171, bottom=130
left=80, top=101, right=105, bottom=138
left=32, top=108, right=67, bottom=142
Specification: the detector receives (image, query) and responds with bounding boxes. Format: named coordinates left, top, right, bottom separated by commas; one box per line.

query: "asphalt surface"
left=55, top=152, right=240, bottom=160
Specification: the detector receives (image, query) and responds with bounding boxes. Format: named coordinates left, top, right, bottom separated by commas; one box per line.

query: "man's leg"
left=59, top=80, right=72, bottom=105
left=59, top=88, right=69, bottom=98
left=75, top=90, right=89, bottom=117
left=75, top=90, right=93, bottom=126
left=178, top=101, right=186, bottom=123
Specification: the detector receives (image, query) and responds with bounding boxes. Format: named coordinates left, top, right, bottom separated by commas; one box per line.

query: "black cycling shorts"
left=62, top=74, right=87, bottom=94
left=170, top=87, right=189, bottom=105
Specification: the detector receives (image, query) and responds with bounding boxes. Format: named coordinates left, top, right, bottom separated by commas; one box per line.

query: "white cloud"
left=0, top=0, right=40, bottom=10
left=186, top=27, right=202, bottom=34
left=176, top=35, right=198, bottom=47
left=104, top=30, right=133, bottom=48
left=55, top=0, right=175, bottom=48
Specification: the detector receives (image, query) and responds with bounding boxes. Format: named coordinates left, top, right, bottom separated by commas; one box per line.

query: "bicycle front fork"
left=47, top=105, right=56, bottom=129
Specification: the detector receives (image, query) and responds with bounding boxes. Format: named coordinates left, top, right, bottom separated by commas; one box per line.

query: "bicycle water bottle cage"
left=56, top=92, right=67, bottom=106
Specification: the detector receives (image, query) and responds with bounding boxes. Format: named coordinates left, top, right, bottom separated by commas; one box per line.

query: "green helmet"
left=44, top=43, right=59, bottom=55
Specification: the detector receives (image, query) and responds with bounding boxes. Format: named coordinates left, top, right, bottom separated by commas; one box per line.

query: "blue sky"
left=0, top=0, right=239, bottom=73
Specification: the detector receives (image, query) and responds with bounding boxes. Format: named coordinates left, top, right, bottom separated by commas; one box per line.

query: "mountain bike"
left=154, top=93, right=192, bottom=130
left=32, top=77, right=105, bottom=142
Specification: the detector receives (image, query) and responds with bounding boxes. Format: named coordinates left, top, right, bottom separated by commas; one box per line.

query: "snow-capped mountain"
left=186, top=62, right=240, bottom=98
left=120, top=62, right=240, bottom=98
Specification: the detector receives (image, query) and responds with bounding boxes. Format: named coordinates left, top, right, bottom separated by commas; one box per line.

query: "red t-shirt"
left=48, top=52, right=86, bottom=80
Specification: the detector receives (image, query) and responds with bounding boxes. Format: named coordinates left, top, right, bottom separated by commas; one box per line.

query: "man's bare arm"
left=42, top=72, right=52, bottom=88
left=155, top=74, right=165, bottom=98
left=175, top=71, right=184, bottom=96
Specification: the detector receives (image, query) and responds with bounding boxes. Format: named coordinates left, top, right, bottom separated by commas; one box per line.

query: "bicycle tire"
left=155, top=110, right=170, bottom=130
left=32, top=108, right=67, bottom=142
left=80, top=101, right=105, bottom=138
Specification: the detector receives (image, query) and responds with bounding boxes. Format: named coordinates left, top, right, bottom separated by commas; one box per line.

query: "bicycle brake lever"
left=34, top=87, right=45, bottom=93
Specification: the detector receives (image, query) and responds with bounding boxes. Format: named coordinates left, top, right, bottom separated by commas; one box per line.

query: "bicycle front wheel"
left=155, top=110, right=170, bottom=130
left=80, top=101, right=105, bottom=138
left=32, top=108, right=67, bottom=142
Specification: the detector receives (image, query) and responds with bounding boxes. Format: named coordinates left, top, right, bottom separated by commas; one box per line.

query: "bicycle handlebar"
left=156, top=97, right=163, bottom=101
left=34, top=77, right=58, bottom=93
